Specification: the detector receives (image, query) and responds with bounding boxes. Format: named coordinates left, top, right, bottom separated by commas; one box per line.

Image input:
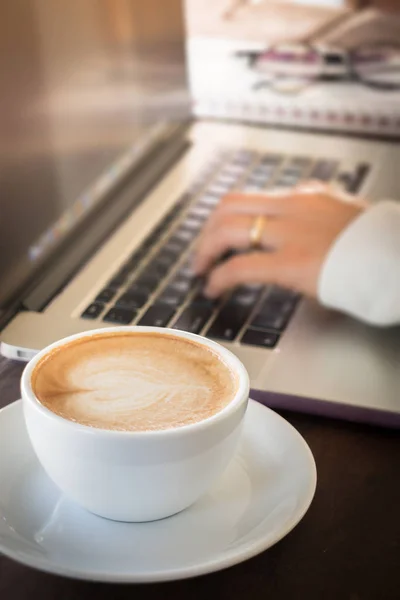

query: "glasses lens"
left=255, top=43, right=321, bottom=93
left=352, top=44, right=400, bottom=89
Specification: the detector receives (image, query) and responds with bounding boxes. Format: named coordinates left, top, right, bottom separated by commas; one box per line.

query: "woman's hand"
left=193, top=183, right=367, bottom=298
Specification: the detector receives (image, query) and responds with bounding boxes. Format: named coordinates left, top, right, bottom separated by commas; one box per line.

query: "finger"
left=297, top=180, right=367, bottom=207
left=200, top=190, right=292, bottom=241
left=216, top=189, right=295, bottom=217
left=295, top=180, right=330, bottom=194
left=194, top=214, right=284, bottom=275
left=203, top=252, right=285, bottom=298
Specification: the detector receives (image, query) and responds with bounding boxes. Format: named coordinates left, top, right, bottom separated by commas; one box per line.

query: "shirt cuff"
left=318, top=201, right=400, bottom=326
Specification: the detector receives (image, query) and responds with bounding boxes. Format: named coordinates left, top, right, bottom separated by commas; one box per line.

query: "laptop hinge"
left=22, top=129, right=191, bottom=313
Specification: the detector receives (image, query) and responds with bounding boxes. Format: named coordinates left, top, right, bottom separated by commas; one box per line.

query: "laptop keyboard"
left=81, top=148, right=370, bottom=349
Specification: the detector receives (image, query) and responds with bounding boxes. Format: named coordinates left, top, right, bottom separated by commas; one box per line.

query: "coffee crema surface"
left=31, top=332, right=238, bottom=431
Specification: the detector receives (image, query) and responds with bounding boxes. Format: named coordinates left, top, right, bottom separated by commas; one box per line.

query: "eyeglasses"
left=235, top=42, right=400, bottom=94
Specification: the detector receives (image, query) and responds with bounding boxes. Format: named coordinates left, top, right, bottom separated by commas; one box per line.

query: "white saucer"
left=0, top=399, right=316, bottom=583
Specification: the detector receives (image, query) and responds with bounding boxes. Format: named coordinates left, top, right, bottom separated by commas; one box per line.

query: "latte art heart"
left=32, top=333, right=237, bottom=431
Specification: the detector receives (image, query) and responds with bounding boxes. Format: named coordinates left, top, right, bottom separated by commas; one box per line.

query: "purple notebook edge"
left=251, top=389, right=400, bottom=430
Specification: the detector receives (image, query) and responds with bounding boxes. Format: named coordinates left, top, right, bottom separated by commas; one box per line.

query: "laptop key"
left=156, top=289, right=186, bottom=307
left=81, top=302, right=104, bottom=319
left=138, top=305, right=175, bottom=327
left=107, top=273, right=127, bottom=289
left=146, top=261, right=170, bottom=279
left=251, top=311, right=287, bottom=332
left=241, top=328, right=279, bottom=349
left=168, top=274, right=197, bottom=295
left=173, top=305, right=213, bottom=334
left=197, top=194, right=220, bottom=209
left=260, top=154, right=282, bottom=166
left=151, top=251, right=177, bottom=270
left=180, top=217, right=203, bottom=232
left=310, top=159, right=338, bottom=182
left=228, top=286, right=262, bottom=307
left=344, top=163, right=370, bottom=193
left=95, top=288, right=116, bottom=303
left=192, top=291, right=218, bottom=309
left=188, top=205, right=210, bottom=221
left=163, top=239, right=186, bottom=256
left=251, top=290, right=298, bottom=331
left=128, top=275, right=160, bottom=295
left=115, top=291, right=148, bottom=310
left=206, top=305, right=252, bottom=341
left=102, top=307, right=136, bottom=325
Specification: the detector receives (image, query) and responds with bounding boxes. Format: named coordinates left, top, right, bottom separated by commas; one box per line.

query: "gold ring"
left=249, top=215, right=266, bottom=249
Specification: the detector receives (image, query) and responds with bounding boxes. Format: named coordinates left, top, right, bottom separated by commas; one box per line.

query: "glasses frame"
left=235, top=41, right=400, bottom=94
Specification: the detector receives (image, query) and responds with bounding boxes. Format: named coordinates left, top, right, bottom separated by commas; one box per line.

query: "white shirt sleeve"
left=318, top=200, right=400, bottom=326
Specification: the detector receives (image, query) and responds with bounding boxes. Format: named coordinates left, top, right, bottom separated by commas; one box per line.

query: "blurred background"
left=185, top=0, right=400, bottom=136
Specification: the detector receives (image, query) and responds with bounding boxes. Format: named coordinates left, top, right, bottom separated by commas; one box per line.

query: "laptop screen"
left=0, top=0, right=190, bottom=309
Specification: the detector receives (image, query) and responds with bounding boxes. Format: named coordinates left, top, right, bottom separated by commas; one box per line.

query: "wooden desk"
left=0, top=355, right=399, bottom=599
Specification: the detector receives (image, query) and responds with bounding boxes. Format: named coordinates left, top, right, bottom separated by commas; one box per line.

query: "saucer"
left=0, top=400, right=316, bottom=582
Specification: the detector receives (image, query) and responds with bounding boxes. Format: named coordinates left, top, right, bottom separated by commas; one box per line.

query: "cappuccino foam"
left=31, top=332, right=237, bottom=431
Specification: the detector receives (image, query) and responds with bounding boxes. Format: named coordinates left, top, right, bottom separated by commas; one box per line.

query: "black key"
left=207, top=184, right=229, bottom=197
left=269, top=286, right=300, bottom=305
left=197, top=194, right=220, bottom=209
left=146, top=261, right=170, bottom=279
left=188, top=205, right=210, bottom=221
left=287, top=157, right=312, bottom=170
left=163, top=239, right=186, bottom=255
left=103, top=307, right=136, bottom=324
left=231, top=149, right=257, bottom=165
left=346, top=163, right=370, bottom=193
left=95, top=288, right=116, bottom=303
left=115, top=291, right=148, bottom=310
left=310, top=159, right=338, bottom=182
left=173, top=305, right=213, bottom=334
left=228, top=286, right=262, bottom=307
left=156, top=288, right=186, bottom=307
left=176, top=260, right=195, bottom=279
left=241, top=328, right=279, bottom=349
left=168, top=275, right=195, bottom=295
left=107, top=273, right=128, bottom=289
left=168, top=277, right=193, bottom=298
left=138, top=305, right=175, bottom=327
left=221, top=164, right=247, bottom=178
left=128, top=275, right=160, bottom=295
left=206, top=305, right=252, bottom=341
left=260, top=153, right=282, bottom=166
left=164, top=229, right=193, bottom=253
left=81, top=302, right=104, bottom=319
left=245, top=176, right=269, bottom=189
left=152, top=250, right=177, bottom=270
left=251, top=311, right=287, bottom=332
left=192, top=291, right=218, bottom=309
left=251, top=290, right=297, bottom=331
left=274, top=172, right=301, bottom=187
left=214, top=174, right=238, bottom=188
left=175, top=226, right=195, bottom=241
left=336, top=172, right=353, bottom=192
left=180, top=217, right=203, bottom=232
left=251, top=166, right=275, bottom=179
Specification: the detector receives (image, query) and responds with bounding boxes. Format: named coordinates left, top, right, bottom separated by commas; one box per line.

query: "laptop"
left=1, top=0, right=399, bottom=427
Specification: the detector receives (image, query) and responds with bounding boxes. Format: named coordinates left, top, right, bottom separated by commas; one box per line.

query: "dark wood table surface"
left=0, top=355, right=399, bottom=600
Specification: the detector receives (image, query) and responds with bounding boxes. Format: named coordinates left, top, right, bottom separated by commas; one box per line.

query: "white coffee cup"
left=21, top=326, right=249, bottom=522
